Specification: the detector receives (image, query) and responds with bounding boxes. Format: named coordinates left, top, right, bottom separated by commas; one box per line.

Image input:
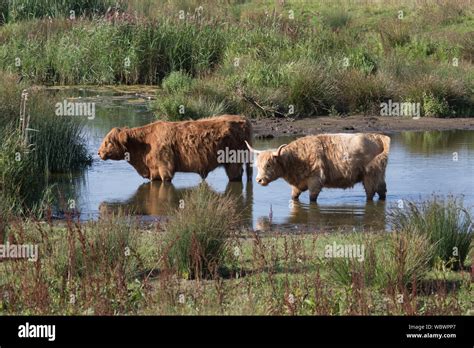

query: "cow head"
left=98, top=127, right=129, bottom=160
left=245, top=141, right=287, bottom=186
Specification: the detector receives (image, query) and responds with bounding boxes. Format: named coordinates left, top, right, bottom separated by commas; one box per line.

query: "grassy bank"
left=0, top=72, right=91, bottom=219
left=0, top=189, right=471, bottom=315
left=0, top=0, right=472, bottom=117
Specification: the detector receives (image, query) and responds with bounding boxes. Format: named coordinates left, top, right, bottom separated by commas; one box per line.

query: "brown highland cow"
left=98, top=115, right=252, bottom=182
left=246, top=133, right=390, bottom=202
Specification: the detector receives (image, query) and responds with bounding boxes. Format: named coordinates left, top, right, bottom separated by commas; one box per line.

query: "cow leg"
left=246, top=163, right=253, bottom=182
left=307, top=177, right=322, bottom=203
left=291, top=186, right=302, bottom=201
left=158, top=167, right=174, bottom=182
left=225, top=164, right=243, bottom=182
left=376, top=181, right=387, bottom=200
left=149, top=168, right=162, bottom=181
left=363, top=177, right=376, bottom=201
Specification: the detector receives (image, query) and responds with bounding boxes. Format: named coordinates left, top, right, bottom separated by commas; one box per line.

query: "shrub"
left=402, top=73, right=471, bottom=117
left=161, top=71, right=194, bottom=94
left=154, top=93, right=228, bottom=121
left=26, top=93, right=91, bottom=172
left=423, top=92, right=450, bottom=117
left=335, top=69, right=393, bottom=114
left=0, top=83, right=91, bottom=214
left=163, top=184, right=240, bottom=279
left=287, top=63, right=338, bottom=116
left=389, top=197, right=473, bottom=269
left=377, top=231, right=434, bottom=288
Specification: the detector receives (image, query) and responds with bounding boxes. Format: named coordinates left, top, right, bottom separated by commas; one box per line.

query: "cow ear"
left=272, top=144, right=287, bottom=157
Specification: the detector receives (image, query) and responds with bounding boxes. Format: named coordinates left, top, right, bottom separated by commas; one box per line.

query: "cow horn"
left=273, top=144, right=287, bottom=157
left=245, top=140, right=262, bottom=154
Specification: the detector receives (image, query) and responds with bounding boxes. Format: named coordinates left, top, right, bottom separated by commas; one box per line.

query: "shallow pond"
left=50, top=89, right=474, bottom=231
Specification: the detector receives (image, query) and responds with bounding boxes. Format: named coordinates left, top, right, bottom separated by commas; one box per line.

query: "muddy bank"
left=252, top=116, right=474, bottom=138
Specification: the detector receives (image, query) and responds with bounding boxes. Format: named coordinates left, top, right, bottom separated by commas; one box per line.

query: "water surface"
left=50, top=90, right=474, bottom=231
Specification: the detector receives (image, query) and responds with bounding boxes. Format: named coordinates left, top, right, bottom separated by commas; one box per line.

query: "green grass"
left=0, top=75, right=91, bottom=215
left=326, top=231, right=434, bottom=289
left=1, top=0, right=114, bottom=23
left=1, top=215, right=471, bottom=315
left=163, top=184, right=240, bottom=279
left=0, top=0, right=472, bottom=117
left=389, top=197, right=473, bottom=269
left=0, top=213, right=157, bottom=314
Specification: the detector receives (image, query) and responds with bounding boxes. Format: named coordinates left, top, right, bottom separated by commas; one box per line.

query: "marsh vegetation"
left=0, top=1, right=472, bottom=315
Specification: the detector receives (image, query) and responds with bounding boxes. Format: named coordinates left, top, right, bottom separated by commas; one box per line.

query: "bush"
left=402, top=73, right=471, bottom=117
left=0, top=82, right=91, bottom=214
left=29, top=94, right=91, bottom=172
left=389, top=197, right=473, bottom=269
left=377, top=231, right=434, bottom=288
left=335, top=69, right=393, bottom=114
left=423, top=92, right=450, bottom=117
left=154, top=93, right=228, bottom=121
left=161, top=71, right=194, bottom=94
left=287, top=63, right=338, bottom=116
left=163, top=184, right=240, bottom=279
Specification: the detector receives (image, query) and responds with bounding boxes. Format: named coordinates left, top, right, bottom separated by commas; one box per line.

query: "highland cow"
left=98, top=115, right=252, bottom=182
left=246, top=133, right=390, bottom=202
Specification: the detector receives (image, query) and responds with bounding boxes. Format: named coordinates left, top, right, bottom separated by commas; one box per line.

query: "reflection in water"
left=46, top=89, right=474, bottom=231
left=400, top=130, right=474, bottom=154
left=99, top=181, right=253, bottom=227
left=287, top=200, right=386, bottom=231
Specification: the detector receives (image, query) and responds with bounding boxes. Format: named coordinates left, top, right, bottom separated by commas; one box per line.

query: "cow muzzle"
left=256, top=177, right=268, bottom=186
left=98, top=151, right=107, bottom=160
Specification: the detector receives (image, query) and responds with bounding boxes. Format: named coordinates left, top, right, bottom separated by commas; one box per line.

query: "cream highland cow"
left=246, top=133, right=390, bottom=202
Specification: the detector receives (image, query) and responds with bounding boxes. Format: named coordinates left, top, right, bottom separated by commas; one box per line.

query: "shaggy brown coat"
left=98, top=115, right=252, bottom=182
left=248, top=133, right=390, bottom=202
